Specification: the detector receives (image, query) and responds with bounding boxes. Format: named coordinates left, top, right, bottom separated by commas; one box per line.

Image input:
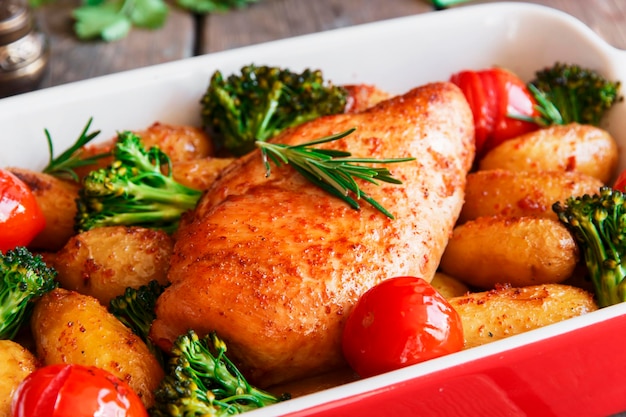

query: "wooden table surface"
left=32, top=0, right=626, bottom=90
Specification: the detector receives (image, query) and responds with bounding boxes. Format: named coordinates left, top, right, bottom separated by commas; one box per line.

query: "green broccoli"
left=201, top=64, right=349, bottom=156
left=553, top=186, right=626, bottom=307
left=75, top=131, right=202, bottom=233
left=151, top=330, right=288, bottom=416
left=109, top=280, right=167, bottom=367
left=0, top=247, right=58, bottom=340
left=529, top=62, right=622, bottom=126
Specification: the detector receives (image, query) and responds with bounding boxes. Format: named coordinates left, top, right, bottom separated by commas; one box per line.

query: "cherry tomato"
left=614, top=169, right=626, bottom=192
left=450, top=67, right=540, bottom=158
left=0, top=169, right=45, bottom=252
left=11, top=364, right=147, bottom=417
left=342, top=276, right=464, bottom=378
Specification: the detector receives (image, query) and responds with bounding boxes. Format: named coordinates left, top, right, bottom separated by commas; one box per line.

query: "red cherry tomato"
left=614, top=169, right=626, bottom=192
left=0, top=169, right=45, bottom=252
left=450, top=67, right=540, bottom=158
left=11, top=364, right=148, bottom=417
left=342, top=276, right=464, bottom=378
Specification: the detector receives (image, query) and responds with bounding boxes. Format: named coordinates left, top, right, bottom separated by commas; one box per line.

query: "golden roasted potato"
left=439, top=216, right=579, bottom=288
left=459, top=169, right=604, bottom=223
left=172, top=157, right=235, bottom=191
left=343, top=84, right=391, bottom=112
left=430, top=272, right=470, bottom=299
left=7, top=167, right=80, bottom=252
left=449, top=284, right=597, bottom=348
left=74, top=122, right=215, bottom=180
left=135, top=122, right=214, bottom=161
left=479, top=123, right=618, bottom=183
left=53, top=226, right=173, bottom=305
left=31, top=288, right=164, bottom=408
left=72, top=139, right=115, bottom=180
left=0, top=340, right=38, bottom=417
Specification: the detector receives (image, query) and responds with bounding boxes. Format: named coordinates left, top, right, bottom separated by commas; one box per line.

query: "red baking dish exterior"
left=281, top=310, right=626, bottom=417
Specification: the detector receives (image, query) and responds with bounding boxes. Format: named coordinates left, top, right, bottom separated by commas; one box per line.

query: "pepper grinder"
left=0, top=0, right=49, bottom=98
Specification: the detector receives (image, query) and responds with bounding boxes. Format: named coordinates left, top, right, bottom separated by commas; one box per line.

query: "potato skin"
left=343, top=84, right=391, bottom=112
left=439, top=216, right=579, bottom=288
left=30, top=288, right=164, bottom=408
left=53, top=226, right=173, bottom=305
left=459, top=169, right=604, bottom=223
left=74, top=122, right=215, bottom=180
left=172, top=157, right=235, bottom=191
left=449, top=284, right=597, bottom=348
left=135, top=122, right=213, bottom=162
left=430, top=272, right=470, bottom=299
left=7, top=167, right=79, bottom=252
left=0, top=340, right=38, bottom=417
left=478, top=123, right=618, bottom=183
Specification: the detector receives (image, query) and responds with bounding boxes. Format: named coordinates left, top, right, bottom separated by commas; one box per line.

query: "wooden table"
left=32, top=0, right=626, bottom=90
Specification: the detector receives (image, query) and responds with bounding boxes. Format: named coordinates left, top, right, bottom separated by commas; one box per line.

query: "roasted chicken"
left=150, top=81, right=475, bottom=387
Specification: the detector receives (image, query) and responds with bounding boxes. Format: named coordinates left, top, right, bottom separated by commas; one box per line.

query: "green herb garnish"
left=72, top=0, right=168, bottom=42
left=30, top=0, right=258, bottom=42
left=43, top=117, right=109, bottom=181
left=256, top=128, right=415, bottom=218
left=176, top=0, right=259, bottom=14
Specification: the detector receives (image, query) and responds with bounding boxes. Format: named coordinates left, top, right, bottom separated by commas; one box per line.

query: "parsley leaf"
left=28, top=0, right=56, bottom=6
left=176, top=0, right=259, bottom=14
left=72, top=0, right=168, bottom=42
left=132, top=0, right=170, bottom=27
left=30, top=0, right=257, bottom=42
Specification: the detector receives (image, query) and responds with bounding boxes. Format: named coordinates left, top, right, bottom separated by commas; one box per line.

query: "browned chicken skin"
left=150, top=81, right=475, bottom=387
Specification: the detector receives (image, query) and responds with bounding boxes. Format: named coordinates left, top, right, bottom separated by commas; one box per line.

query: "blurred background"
left=1, top=0, right=625, bottom=94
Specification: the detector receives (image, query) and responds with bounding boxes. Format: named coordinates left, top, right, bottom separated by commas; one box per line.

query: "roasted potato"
left=430, top=272, right=470, bottom=299
left=31, top=288, right=164, bottom=408
left=135, top=122, right=214, bottom=161
left=439, top=216, right=579, bottom=288
left=459, top=169, right=604, bottom=223
left=449, top=284, right=597, bottom=348
left=343, top=84, right=391, bottom=112
left=72, top=139, right=116, bottom=180
left=479, top=123, right=618, bottom=183
left=74, top=122, right=215, bottom=180
left=53, top=226, right=173, bottom=305
left=172, top=157, right=235, bottom=191
left=0, top=340, right=38, bottom=417
left=7, top=167, right=80, bottom=252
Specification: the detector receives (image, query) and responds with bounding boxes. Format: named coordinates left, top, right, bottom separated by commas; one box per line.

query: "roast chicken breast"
left=150, top=81, right=475, bottom=387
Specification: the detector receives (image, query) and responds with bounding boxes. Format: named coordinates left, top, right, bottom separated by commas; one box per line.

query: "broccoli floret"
left=201, top=64, right=349, bottom=156
left=0, top=247, right=57, bottom=339
left=529, top=62, right=622, bottom=126
left=109, top=280, right=167, bottom=367
left=151, top=330, right=288, bottom=416
left=75, top=131, right=202, bottom=233
left=553, top=187, right=626, bottom=307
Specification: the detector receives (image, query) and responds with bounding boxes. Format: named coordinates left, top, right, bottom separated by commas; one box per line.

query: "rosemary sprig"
left=256, top=128, right=415, bottom=218
left=43, top=117, right=110, bottom=181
